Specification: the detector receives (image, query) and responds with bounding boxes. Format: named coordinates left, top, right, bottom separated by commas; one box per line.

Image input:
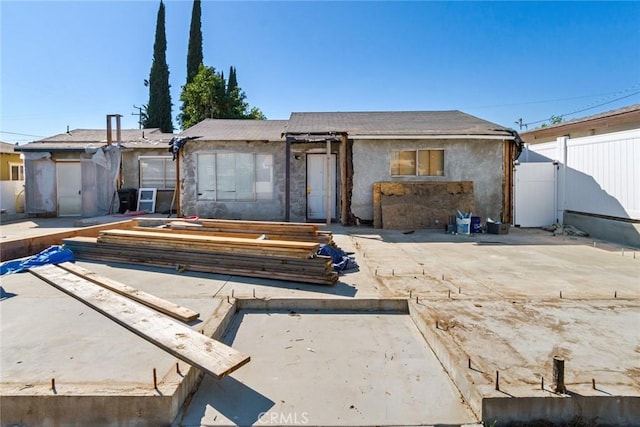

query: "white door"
left=306, top=154, right=336, bottom=220
left=514, top=162, right=557, bottom=227
left=57, top=162, right=82, bottom=216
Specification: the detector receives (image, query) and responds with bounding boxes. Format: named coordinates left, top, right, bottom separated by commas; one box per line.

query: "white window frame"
left=136, top=188, right=157, bottom=213
left=196, top=152, right=273, bottom=202
left=138, top=156, right=175, bottom=190
left=390, top=149, right=445, bottom=177
left=9, top=162, right=24, bottom=181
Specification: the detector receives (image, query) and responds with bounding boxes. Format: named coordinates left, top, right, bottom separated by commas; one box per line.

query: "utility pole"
left=514, top=118, right=528, bottom=131
left=132, top=105, right=146, bottom=129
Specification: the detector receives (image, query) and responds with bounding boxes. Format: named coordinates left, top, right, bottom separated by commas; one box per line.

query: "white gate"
left=514, top=162, right=557, bottom=227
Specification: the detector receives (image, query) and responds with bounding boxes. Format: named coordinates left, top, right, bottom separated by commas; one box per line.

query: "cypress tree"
left=145, top=0, right=173, bottom=133
left=186, top=0, right=203, bottom=85
left=227, top=66, right=238, bottom=94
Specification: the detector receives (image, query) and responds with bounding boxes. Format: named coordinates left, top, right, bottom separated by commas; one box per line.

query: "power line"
left=524, top=90, right=640, bottom=127
left=0, top=130, right=46, bottom=138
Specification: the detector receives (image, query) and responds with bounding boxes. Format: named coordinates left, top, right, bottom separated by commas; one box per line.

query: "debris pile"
left=542, top=223, right=589, bottom=237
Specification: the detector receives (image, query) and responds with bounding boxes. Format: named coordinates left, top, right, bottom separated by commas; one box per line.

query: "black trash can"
left=117, top=188, right=138, bottom=214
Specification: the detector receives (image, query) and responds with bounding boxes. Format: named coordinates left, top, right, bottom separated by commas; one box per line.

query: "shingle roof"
left=285, top=111, right=512, bottom=137
left=14, top=128, right=174, bottom=152
left=521, top=103, right=640, bottom=135
left=180, top=119, right=287, bottom=141
left=0, top=141, right=18, bottom=154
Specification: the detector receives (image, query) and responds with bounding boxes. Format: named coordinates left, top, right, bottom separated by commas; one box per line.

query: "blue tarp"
left=0, top=245, right=75, bottom=276
left=317, top=244, right=358, bottom=273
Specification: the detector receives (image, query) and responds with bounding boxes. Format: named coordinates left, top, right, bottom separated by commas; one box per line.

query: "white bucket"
left=456, top=218, right=471, bottom=234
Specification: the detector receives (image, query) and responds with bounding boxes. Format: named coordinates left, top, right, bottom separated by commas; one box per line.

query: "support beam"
left=285, top=137, right=291, bottom=222
left=326, top=140, right=331, bottom=226
left=29, top=264, right=250, bottom=379
left=340, top=134, right=348, bottom=225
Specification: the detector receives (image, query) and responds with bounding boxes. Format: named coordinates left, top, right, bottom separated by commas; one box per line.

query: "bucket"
left=471, top=216, right=482, bottom=234
left=456, top=218, right=471, bottom=234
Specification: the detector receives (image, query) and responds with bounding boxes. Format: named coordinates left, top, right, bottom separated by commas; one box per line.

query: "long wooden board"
left=57, top=262, right=199, bottom=322
left=29, top=264, right=250, bottom=379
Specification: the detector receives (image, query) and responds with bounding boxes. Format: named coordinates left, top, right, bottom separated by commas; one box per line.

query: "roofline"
left=348, top=134, right=514, bottom=140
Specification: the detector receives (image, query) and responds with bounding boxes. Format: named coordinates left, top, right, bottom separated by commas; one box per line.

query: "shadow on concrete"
left=0, top=286, right=17, bottom=300
left=179, top=375, right=275, bottom=427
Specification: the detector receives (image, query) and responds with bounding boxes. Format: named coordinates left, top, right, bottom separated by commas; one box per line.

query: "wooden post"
left=115, top=114, right=121, bottom=143
left=285, top=137, right=291, bottom=222
left=340, top=134, right=348, bottom=225
left=176, top=149, right=182, bottom=217
left=326, top=139, right=331, bottom=226
left=106, top=115, right=113, bottom=146
left=552, top=356, right=566, bottom=394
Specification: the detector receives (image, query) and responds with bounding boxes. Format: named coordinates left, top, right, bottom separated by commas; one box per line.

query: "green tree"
left=541, top=114, right=564, bottom=128
left=144, top=1, right=173, bottom=133
left=186, top=0, right=202, bottom=85
left=179, top=64, right=266, bottom=129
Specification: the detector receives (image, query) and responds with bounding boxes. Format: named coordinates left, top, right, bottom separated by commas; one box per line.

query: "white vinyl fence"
left=0, top=180, right=25, bottom=215
left=522, top=129, right=640, bottom=222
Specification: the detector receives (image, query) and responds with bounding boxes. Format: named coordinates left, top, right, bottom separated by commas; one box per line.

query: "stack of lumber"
left=134, top=218, right=334, bottom=244
left=63, top=224, right=339, bottom=285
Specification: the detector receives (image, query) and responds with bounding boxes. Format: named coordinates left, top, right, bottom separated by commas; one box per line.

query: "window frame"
left=196, top=152, right=274, bottom=202
left=138, top=156, right=176, bottom=190
left=9, top=162, right=24, bottom=181
left=390, top=149, right=445, bottom=177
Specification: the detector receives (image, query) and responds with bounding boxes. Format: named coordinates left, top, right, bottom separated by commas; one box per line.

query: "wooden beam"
left=0, top=219, right=135, bottom=262
left=326, top=139, right=331, bottom=226
left=285, top=137, right=291, bottom=222
left=340, top=134, right=348, bottom=225
left=57, top=262, right=199, bottom=322
left=29, top=264, right=250, bottom=379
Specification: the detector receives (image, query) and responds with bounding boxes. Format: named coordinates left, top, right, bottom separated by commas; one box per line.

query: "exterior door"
left=57, top=162, right=82, bottom=216
left=514, top=162, right=557, bottom=227
left=306, top=154, right=336, bottom=220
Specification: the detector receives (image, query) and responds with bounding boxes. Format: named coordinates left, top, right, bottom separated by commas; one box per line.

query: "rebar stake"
left=176, top=363, right=181, bottom=375
left=560, top=291, right=563, bottom=299
left=153, top=368, right=157, bottom=389
left=615, top=291, right=617, bottom=298
left=468, top=358, right=471, bottom=369
left=495, top=371, right=500, bottom=391
left=541, top=376, right=544, bottom=390
left=448, top=290, right=451, bottom=299
left=435, top=320, right=439, bottom=329
left=592, top=378, right=596, bottom=390
left=51, top=378, right=55, bottom=391
left=253, top=289, right=256, bottom=298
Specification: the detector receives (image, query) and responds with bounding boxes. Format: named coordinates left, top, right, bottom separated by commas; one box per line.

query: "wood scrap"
left=63, top=236, right=339, bottom=285
left=57, top=262, right=199, bottom=322
left=29, top=264, right=250, bottom=379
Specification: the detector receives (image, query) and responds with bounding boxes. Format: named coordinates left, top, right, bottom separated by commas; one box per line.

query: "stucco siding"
left=352, top=139, right=505, bottom=222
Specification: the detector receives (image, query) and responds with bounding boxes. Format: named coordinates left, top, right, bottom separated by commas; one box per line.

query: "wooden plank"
left=57, top=262, right=199, bottom=322
left=135, top=226, right=333, bottom=244
left=0, top=219, right=135, bottom=262
left=29, top=265, right=250, bottom=379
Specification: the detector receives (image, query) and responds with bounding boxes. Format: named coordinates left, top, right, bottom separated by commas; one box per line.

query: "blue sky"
left=1, top=1, right=639, bottom=143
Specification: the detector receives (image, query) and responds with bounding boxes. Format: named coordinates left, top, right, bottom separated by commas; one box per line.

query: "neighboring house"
left=15, top=123, right=174, bottom=217
left=520, top=104, right=640, bottom=247
left=177, top=111, right=520, bottom=227
left=0, top=141, right=25, bottom=214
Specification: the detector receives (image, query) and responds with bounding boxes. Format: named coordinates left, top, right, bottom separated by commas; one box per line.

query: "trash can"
left=117, top=188, right=138, bottom=214
left=471, top=216, right=482, bottom=234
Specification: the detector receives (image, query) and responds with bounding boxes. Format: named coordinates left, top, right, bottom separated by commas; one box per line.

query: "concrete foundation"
left=564, top=211, right=640, bottom=249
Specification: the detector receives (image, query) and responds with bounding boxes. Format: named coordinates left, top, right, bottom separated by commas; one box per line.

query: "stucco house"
left=0, top=141, right=25, bottom=215
left=176, top=111, right=521, bottom=228
left=15, top=123, right=174, bottom=217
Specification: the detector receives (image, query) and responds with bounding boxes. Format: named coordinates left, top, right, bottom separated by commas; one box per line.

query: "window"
left=139, top=156, right=175, bottom=190
left=197, top=153, right=273, bottom=201
left=9, top=163, right=24, bottom=181
left=391, top=149, right=444, bottom=176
